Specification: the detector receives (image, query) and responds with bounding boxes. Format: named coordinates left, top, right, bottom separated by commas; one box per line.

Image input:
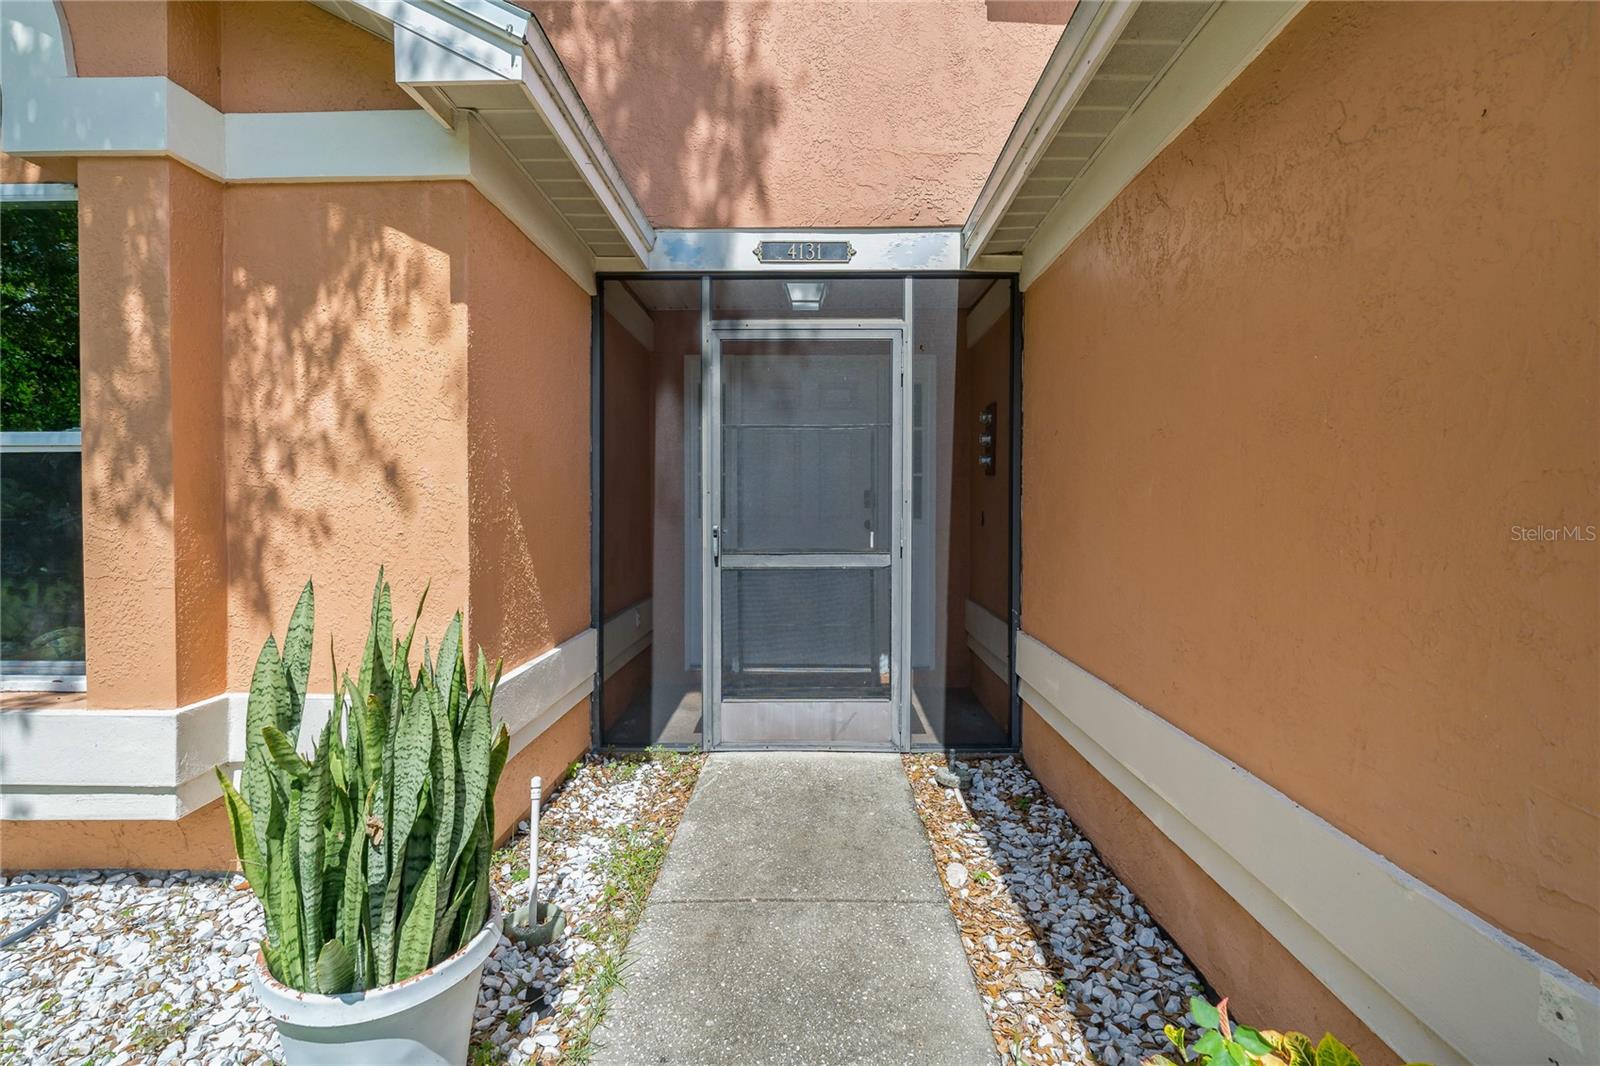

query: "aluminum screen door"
left=706, top=327, right=908, bottom=749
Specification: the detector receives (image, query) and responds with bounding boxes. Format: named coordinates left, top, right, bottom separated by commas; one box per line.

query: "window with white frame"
left=1, top=183, right=84, bottom=690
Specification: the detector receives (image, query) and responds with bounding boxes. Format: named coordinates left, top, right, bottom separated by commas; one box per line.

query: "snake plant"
left=216, top=570, right=510, bottom=994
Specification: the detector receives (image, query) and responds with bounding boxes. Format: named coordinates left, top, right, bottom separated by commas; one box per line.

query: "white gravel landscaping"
left=0, top=751, right=702, bottom=1066
left=906, top=754, right=1208, bottom=1066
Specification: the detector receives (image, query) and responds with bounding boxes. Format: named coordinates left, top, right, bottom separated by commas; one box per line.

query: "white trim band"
left=602, top=599, right=653, bottom=682
left=1016, top=631, right=1600, bottom=1066
left=0, top=74, right=600, bottom=293
left=0, top=627, right=598, bottom=821
left=965, top=599, right=1010, bottom=685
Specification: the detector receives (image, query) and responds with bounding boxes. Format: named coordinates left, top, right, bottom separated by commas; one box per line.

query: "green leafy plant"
left=1147, top=996, right=1427, bottom=1066
left=215, top=570, right=511, bottom=995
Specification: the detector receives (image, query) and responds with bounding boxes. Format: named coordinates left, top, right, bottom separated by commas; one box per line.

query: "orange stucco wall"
left=465, top=191, right=592, bottom=670
left=1021, top=0, right=1599, bottom=1003
left=218, top=2, right=416, bottom=114
left=0, top=151, right=76, bottom=184
left=77, top=158, right=228, bottom=708
left=223, top=181, right=471, bottom=691
left=1, top=799, right=239, bottom=873
left=527, top=0, right=1066, bottom=228
left=61, top=1, right=222, bottom=108
left=59, top=1, right=407, bottom=114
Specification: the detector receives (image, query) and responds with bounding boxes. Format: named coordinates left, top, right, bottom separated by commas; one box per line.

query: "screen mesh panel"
left=721, top=341, right=893, bottom=554
left=721, top=567, right=890, bottom=700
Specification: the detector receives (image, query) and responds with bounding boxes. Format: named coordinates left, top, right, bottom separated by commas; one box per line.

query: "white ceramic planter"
left=251, top=898, right=501, bottom=1066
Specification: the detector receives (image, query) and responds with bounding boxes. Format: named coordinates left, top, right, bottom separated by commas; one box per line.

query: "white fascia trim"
left=965, top=599, right=1010, bottom=685
left=359, top=0, right=654, bottom=261
left=517, top=15, right=654, bottom=262
left=224, top=109, right=470, bottom=182
left=1019, top=0, right=1304, bottom=288
left=965, top=280, right=1011, bottom=348
left=1, top=627, right=599, bottom=822
left=602, top=599, right=653, bottom=682
left=962, top=0, right=1139, bottom=262
left=605, top=283, right=655, bottom=350
left=1016, top=631, right=1600, bottom=1065
left=1, top=75, right=227, bottom=178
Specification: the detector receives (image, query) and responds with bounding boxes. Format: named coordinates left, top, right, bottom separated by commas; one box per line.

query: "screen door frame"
left=702, top=313, right=913, bottom=751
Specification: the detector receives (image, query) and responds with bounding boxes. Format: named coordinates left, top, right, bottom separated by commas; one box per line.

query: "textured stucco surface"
left=1021, top=707, right=1394, bottom=1063
left=1021, top=0, right=1599, bottom=982
left=223, top=181, right=471, bottom=691
left=492, top=700, right=591, bottom=844
left=0, top=151, right=76, bottom=184
left=169, top=163, right=229, bottom=706
left=465, top=190, right=592, bottom=670
left=59, top=1, right=412, bottom=113
left=219, top=1, right=417, bottom=113
left=0, top=798, right=239, bottom=873
left=525, top=0, right=1067, bottom=228
left=77, top=159, right=229, bottom=708
left=60, top=0, right=222, bottom=108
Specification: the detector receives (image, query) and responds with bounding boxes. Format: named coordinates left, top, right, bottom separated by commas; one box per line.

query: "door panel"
left=708, top=331, right=903, bottom=748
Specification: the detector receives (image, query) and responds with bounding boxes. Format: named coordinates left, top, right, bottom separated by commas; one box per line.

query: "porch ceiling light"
left=784, top=280, right=828, bottom=312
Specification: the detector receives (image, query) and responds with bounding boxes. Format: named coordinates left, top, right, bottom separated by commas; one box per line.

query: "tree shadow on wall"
left=523, top=0, right=782, bottom=227
left=224, top=191, right=458, bottom=630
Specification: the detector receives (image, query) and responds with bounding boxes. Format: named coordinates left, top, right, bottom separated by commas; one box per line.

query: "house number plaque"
left=753, top=240, right=856, bottom=264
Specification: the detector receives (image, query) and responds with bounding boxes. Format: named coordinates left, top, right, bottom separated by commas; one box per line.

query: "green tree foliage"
left=1, top=203, right=79, bottom=431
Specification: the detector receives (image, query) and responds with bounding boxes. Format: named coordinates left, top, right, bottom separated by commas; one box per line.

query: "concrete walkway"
left=592, top=753, right=999, bottom=1066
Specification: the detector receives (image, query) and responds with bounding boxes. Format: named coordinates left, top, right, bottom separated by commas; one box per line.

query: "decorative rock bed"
left=0, top=750, right=702, bottom=1066
left=905, top=754, right=1206, bottom=1066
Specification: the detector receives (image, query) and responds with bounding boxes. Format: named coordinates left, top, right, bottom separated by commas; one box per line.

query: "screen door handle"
left=711, top=525, right=720, bottom=566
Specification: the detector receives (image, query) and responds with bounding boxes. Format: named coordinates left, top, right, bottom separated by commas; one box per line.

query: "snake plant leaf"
left=243, top=636, right=287, bottom=862
left=427, top=676, right=458, bottom=905
left=261, top=937, right=284, bottom=986
left=261, top=724, right=311, bottom=781
left=336, top=799, right=367, bottom=985
left=394, top=860, right=439, bottom=982
left=465, top=808, right=492, bottom=934
left=430, top=844, right=475, bottom=962
left=281, top=580, right=315, bottom=740
left=314, top=938, right=356, bottom=996
left=486, top=723, right=509, bottom=799
left=214, top=768, right=270, bottom=913
left=376, top=687, right=435, bottom=981
left=436, top=613, right=464, bottom=727
left=269, top=810, right=305, bottom=991
left=451, top=690, right=492, bottom=873
left=297, top=732, right=331, bottom=971
left=396, top=581, right=428, bottom=679
left=389, top=686, right=434, bottom=878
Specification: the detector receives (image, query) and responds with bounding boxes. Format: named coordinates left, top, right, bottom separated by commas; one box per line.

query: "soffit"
left=312, top=0, right=654, bottom=263
left=969, top=0, right=1219, bottom=258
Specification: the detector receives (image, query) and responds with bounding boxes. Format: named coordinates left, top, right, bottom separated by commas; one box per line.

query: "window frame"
left=1, top=182, right=85, bottom=693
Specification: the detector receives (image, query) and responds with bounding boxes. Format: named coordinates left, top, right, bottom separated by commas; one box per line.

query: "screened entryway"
left=594, top=275, right=1019, bottom=752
